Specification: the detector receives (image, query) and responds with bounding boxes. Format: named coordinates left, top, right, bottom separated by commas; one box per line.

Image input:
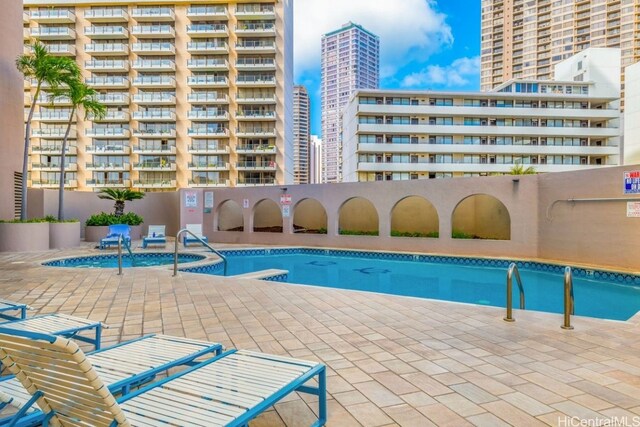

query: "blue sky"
left=293, top=0, right=481, bottom=136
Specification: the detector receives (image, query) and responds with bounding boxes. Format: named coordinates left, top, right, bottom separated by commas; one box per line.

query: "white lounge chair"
left=183, top=223, right=209, bottom=246
left=142, top=225, right=167, bottom=248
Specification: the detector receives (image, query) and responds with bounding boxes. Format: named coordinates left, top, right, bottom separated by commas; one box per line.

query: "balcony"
left=96, top=93, right=129, bottom=105
left=235, top=4, right=276, bottom=19
left=235, top=22, right=275, bottom=36
left=131, top=25, right=175, bottom=38
left=32, top=128, right=75, bottom=139
left=189, top=178, right=229, bottom=187
left=31, top=27, right=76, bottom=40
left=188, top=145, right=230, bottom=154
left=84, top=9, right=129, bottom=22
left=132, top=128, right=176, bottom=138
left=84, top=26, right=128, bottom=39
left=236, top=161, right=276, bottom=171
left=236, top=111, right=276, bottom=121
left=187, top=59, right=229, bottom=71
left=46, top=44, right=77, bottom=57
left=132, top=111, right=176, bottom=121
left=132, top=93, right=176, bottom=105
left=236, top=144, right=276, bottom=154
left=131, top=8, right=175, bottom=21
left=132, top=162, right=177, bottom=172
left=131, top=43, right=175, bottom=55
left=187, top=127, right=229, bottom=137
left=186, top=24, right=228, bottom=37
left=132, top=144, right=176, bottom=154
left=85, top=60, right=129, bottom=72
left=86, top=76, right=129, bottom=89
left=235, top=40, right=276, bottom=53
left=86, top=144, right=130, bottom=155
left=30, top=145, right=76, bottom=155
left=86, top=179, right=130, bottom=188
left=187, top=75, right=228, bottom=88
left=32, top=111, right=72, bottom=122
left=23, top=28, right=30, bottom=40
left=187, top=42, right=228, bottom=54
left=236, top=94, right=277, bottom=104
left=31, top=179, right=78, bottom=189
left=93, top=111, right=130, bottom=122
left=236, top=75, right=276, bottom=87
left=30, top=9, right=75, bottom=24
left=187, top=92, right=229, bottom=104
left=85, top=43, right=128, bottom=55
left=85, top=162, right=130, bottom=171
left=186, top=6, right=227, bottom=20
left=132, top=59, right=175, bottom=72
left=35, top=94, right=71, bottom=105
left=23, top=11, right=29, bottom=24
left=235, top=58, right=276, bottom=70
left=188, top=162, right=229, bottom=171
left=187, top=110, right=229, bottom=121
left=85, top=128, right=130, bottom=138
left=133, top=179, right=176, bottom=189
left=236, top=177, right=276, bottom=186
left=132, top=76, right=176, bottom=88
left=236, top=127, right=276, bottom=137
left=31, top=163, right=78, bottom=172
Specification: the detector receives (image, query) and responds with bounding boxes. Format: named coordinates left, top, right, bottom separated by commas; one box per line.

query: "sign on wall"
left=185, top=191, right=197, bottom=208
left=282, top=205, right=290, bottom=218
left=627, top=201, right=640, bottom=218
left=204, top=192, right=214, bottom=209
left=280, top=194, right=292, bottom=205
left=243, top=199, right=249, bottom=209
left=624, top=171, right=640, bottom=194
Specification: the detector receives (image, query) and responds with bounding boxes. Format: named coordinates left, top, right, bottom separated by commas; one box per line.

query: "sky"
left=293, top=0, right=482, bottom=136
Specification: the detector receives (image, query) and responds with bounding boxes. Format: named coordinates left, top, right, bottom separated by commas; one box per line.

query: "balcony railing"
left=31, top=179, right=77, bottom=188
left=186, top=6, right=227, bottom=18
left=186, top=24, right=227, bottom=35
left=236, top=41, right=276, bottom=50
left=188, top=145, right=229, bottom=154
left=31, top=9, right=76, bottom=22
left=31, top=27, right=76, bottom=39
left=86, top=144, right=130, bottom=154
left=187, top=93, right=229, bottom=103
left=133, top=179, right=176, bottom=188
left=236, top=94, right=277, bottom=103
left=131, top=42, right=175, bottom=54
left=235, top=58, right=276, bottom=68
left=84, top=26, right=128, bottom=38
left=131, top=8, right=175, bottom=20
left=188, top=162, right=229, bottom=170
left=132, top=129, right=176, bottom=138
left=30, top=145, right=76, bottom=154
left=236, top=127, right=276, bottom=136
left=33, top=111, right=72, bottom=121
left=237, top=177, right=276, bottom=185
left=189, top=179, right=229, bottom=187
left=85, top=60, right=129, bottom=71
left=32, top=128, right=75, bottom=138
left=236, top=4, right=275, bottom=16
left=132, top=76, right=176, bottom=87
left=132, top=111, right=176, bottom=121
left=96, top=93, right=129, bottom=104
left=186, top=42, right=228, bottom=52
left=187, top=110, right=229, bottom=120
left=132, top=144, right=176, bottom=154
left=85, top=128, right=129, bottom=137
left=235, top=22, right=275, bottom=33
left=85, top=162, right=130, bottom=171
left=132, top=93, right=176, bottom=104
left=236, top=76, right=276, bottom=85
left=84, top=9, right=128, bottom=21
left=86, top=179, right=130, bottom=187
left=236, top=144, right=276, bottom=153
left=31, top=163, right=77, bottom=171
left=132, top=162, right=176, bottom=171
left=132, top=59, right=176, bottom=71
left=131, top=25, right=175, bottom=37
left=85, top=43, right=128, bottom=55
left=86, top=76, right=129, bottom=88
left=44, top=45, right=76, bottom=56
left=188, top=127, right=229, bottom=136
left=93, top=111, right=130, bottom=122
left=187, top=59, right=229, bottom=70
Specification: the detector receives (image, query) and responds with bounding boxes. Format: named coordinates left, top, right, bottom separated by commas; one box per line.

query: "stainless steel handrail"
left=173, top=228, right=227, bottom=277
left=561, top=266, right=575, bottom=330
left=117, top=235, right=123, bottom=275
left=504, top=262, right=525, bottom=322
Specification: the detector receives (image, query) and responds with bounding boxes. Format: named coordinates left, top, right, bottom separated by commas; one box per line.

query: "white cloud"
left=401, top=56, right=480, bottom=88
left=294, top=0, right=453, bottom=79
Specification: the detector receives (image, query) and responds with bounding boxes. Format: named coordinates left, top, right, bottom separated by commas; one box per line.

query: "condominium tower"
left=480, top=0, right=637, bottom=93
left=23, top=0, right=293, bottom=192
left=309, top=135, right=322, bottom=184
left=321, top=22, right=379, bottom=183
left=343, top=49, right=621, bottom=181
left=293, top=85, right=310, bottom=184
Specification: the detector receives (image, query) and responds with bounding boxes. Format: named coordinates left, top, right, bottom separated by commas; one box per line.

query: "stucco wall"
left=0, top=1, right=24, bottom=220
left=293, top=199, right=327, bottom=230
left=217, top=200, right=244, bottom=231
left=452, top=195, right=511, bottom=240
left=253, top=199, right=282, bottom=230
left=391, top=196, right=439, bottom=235
left=338, top=198, right=379, bottom=233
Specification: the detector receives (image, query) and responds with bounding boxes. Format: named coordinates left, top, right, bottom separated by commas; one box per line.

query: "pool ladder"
left=173, top=228, right=227, bottom=277
left=503, top=263, right=575, bottom=329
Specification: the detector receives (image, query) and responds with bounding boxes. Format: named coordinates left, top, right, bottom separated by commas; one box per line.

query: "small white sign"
left=280, top=194, right=292, bottom=205
left=243, top=198, right=249, bottom=209
left=627, top=201, right=640, bottom=217
left=204, top=192, right=214, bottom=209
left=282, top=205, right=290, bottom=218
left=185, top=191, right=197, bottom=208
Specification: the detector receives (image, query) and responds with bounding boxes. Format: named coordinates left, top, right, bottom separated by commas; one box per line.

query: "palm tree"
left=16, top=41, right=79, bottom=220
left=510, top=162, right=537, bottom=175
left=54, top=79, right=106, bottom=220
left=98, top=189, right=145, bottom=217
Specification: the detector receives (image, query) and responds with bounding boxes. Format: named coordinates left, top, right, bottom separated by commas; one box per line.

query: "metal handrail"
left=117, top=236, right=123, bottom=275
left=173, top=228, right=227, bottom=277
left=561, top=267, right=575, bottom=329
left=504, top=263, right=525, bottom=322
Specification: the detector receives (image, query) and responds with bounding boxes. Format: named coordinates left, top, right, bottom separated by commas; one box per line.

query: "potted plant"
left=85, top=189, right=145, bottom=242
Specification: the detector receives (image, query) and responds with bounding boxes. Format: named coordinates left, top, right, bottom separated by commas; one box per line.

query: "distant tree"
left=16, top=40, right=79, bottom=220
left=98, top=189, right=145, bottom=217
left=53, top=78, right=106, bottom=220
left=510, top=163, right=537, bottom=175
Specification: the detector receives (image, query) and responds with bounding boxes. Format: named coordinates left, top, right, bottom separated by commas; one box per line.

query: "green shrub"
left=452, top=230, right=474, bottom=239
left=318, top=227, right=327, bottom=234
left=339, top=229, right=379, bottom=236
left=391, top=230, right=439, bottom=238
left=86, top=212, right=144, bottom=226
left=0, top=216, right=78, bottom=224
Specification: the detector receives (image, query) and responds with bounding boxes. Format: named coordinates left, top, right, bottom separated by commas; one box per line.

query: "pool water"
left=44, top=253, right=205, bottom=268
left=215, top=252, right=640, bottom=321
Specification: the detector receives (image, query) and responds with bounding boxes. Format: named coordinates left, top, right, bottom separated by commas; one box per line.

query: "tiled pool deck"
left=1, top=243, right=640, bottom=427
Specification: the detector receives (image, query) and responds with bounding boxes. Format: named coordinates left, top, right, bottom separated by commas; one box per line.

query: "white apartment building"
left=293, top=85, right=310, bottom=184
left=309, top=135, right=323, bottom=184
left=343, top=49, right=621, bottom=182
left=321, top=22, right=379, bottom=183
left=23, top=0, right=293, bottom=191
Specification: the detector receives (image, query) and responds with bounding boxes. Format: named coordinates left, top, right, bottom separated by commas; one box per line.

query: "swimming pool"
left=198, top=248, right=640, bottom=321
left=44, top=253, right=205, bottom=268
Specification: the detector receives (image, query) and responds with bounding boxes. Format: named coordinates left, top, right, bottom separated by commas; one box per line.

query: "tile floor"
left=1, top=244, right=639, bottom=426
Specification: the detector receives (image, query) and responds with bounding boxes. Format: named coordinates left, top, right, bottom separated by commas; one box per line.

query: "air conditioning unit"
left=481, top=138, right=487, bottom=145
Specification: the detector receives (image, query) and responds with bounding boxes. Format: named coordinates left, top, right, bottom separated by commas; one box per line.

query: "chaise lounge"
left=141, top=225, right=166, bottom=248
left=99, top=224, right=132, bottom=249
left=182, top=223, right=209, bottom=247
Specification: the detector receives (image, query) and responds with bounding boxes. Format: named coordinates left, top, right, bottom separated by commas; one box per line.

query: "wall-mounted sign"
left=282, top=205, right=290, bottom=218
left=185, top=191, right=197, bottom=208
left=243, top=199, right=249, bottom=209
left=624, top=171, right=640, bottom=194
left=627, top=201, right=640, bottom=217
left=204, top=192, right=214, bottom=209
left=280, top=194, right=292, bottom=205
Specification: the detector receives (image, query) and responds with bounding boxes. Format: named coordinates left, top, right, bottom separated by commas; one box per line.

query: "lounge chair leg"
left=7, top=391, right=42, bottom=427
left=94, top=324, right=102, bottom=350
left=317, top=368, right=327, bottom=426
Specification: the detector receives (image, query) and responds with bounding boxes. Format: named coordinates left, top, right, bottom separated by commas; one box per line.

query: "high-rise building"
left=343, top=49, right=621, bottom=182
left=309, top=135, right=323, bottom=184
left=293, top=85, right=310, bottom=184
left=321, top=22, right=379, bottom=183
left=22, top=0, right=293, bottom=192
left=480, top=0, right=637, bottom=97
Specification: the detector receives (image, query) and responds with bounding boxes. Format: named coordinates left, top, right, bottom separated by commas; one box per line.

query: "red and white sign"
left=627, top=201, right=640, bottom=218
left=280, top=194, right=292, bottom=205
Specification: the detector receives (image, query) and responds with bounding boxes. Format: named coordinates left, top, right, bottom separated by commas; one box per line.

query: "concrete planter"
left=0, top=222, right=50, bottom=252
left=84, top=225, right=142, bottom=242
left=49, top=222, right=81, bottom=249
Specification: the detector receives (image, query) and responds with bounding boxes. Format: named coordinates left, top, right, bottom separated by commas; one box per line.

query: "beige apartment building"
left=23, top=0, right=293, bottom=192
left=480, top=0, right=637, bottom=93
